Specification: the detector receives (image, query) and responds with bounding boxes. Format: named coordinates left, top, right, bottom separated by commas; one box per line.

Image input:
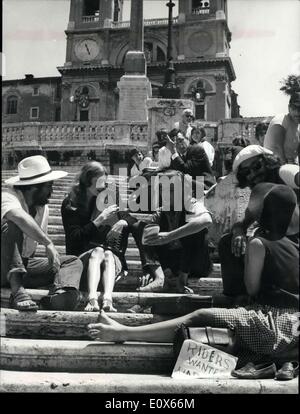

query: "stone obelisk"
left=117, top=0, right=152, bottom=121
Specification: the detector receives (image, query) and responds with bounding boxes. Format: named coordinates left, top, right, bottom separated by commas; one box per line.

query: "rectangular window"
left=7, top=97, right=18, bottom=114
left=195, top=104, right=205, bottom=120
left=80, top=110, right=89, bottom=121
left=55, top=85, right=61, bottom=100
left=30, top=107, right=39, bottom=119
left=32, top=86, right=39, bottom=96
left=55, top=107, right=61, bottom=121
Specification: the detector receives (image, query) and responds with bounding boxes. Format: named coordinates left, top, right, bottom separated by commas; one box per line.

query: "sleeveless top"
left=255, top=233, right=299, bottom=307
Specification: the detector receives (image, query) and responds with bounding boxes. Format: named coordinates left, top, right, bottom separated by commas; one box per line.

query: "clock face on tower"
left=75, top=39, right=100, bottom=61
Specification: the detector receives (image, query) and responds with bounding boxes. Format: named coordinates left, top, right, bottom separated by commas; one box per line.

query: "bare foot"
left=137, top=277, right=164, bottom=292
left=176, top=273, right=193, bottom=293
left=84, top=298, right=100, bottom=312
left=87, top=311, right=125, bottom=342
left=101, top=298, right=117, bottom=312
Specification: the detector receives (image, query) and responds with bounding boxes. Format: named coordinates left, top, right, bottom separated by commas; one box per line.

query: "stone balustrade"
left=82, top=15, right=100, bottom=23
left=2, top=121, right=148, bottom=150
left=109, top=17, right=177, bottom=29
left=192, top=8, right=210, bottom=15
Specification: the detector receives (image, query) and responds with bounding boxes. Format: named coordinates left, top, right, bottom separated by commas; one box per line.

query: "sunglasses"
left=239, top=158, right=264, bottom=176
left=185, top=114, right=193, bottom=118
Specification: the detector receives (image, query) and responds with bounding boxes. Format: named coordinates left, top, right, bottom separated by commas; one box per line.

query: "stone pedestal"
left=147, top=98, right=194, bottom=145
left=118, top=51, right=152, bottom=122
left=117, top=75, right=152, bottom=121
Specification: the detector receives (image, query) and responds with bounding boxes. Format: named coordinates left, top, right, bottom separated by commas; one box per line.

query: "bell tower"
left=59, top=0, right=124, bottom=122
left=175, top=0, right=235, bottom=121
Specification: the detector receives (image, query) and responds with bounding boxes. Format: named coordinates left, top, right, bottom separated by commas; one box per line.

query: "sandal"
left=101, top=298, right=117, bottom=313
left=84, top=298, right=100, bottom=312
left=9, top=288, right=38, bottom=312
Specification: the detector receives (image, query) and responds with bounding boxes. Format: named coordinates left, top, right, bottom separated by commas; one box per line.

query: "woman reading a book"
left=61, top=162, right=135, bottom=312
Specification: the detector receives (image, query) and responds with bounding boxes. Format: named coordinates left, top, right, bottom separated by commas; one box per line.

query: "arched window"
left=7, top=95, right=18, bottom=114
left=144, top=42, right=153, bottom=63
left=83, top=0, right=99, bottom=16
left=82, top=86, right=89, bottom=95
left=157, top=46, right=166, bottom=62
left=192, top=0, right=210, bottom=14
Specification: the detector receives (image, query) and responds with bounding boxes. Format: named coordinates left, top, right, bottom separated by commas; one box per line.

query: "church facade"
left=3, top=0, right=239, bottom=124
left=2, top=0, right=243, bottom=172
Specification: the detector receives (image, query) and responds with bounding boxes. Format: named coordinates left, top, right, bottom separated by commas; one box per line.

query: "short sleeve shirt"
left=148, top=199, right=210, bottom=250
left=201, top=141, right=215, bottom=166
left=1, top=187, right=49, bottom=258
left=264, top=113, right=299, bottom=164
left=158, top=146, right=172, bottom=169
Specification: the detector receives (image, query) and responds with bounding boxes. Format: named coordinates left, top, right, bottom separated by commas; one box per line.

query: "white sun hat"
left=182, top=108, right=194, bottom=117
left=232, top=145, right=273, bottom=173
left=5, top=155, right=68, bottom=186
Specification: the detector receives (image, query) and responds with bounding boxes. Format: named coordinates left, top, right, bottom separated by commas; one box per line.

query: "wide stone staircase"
left=1, top=169, right=297, bottom=393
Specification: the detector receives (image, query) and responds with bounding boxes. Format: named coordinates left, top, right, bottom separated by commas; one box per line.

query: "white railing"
left=82, top=15, right=100, bottom=23
left=110, top=17, right=178, bottom=29
left=192, top=8, right=210, bottom=15
left=2, top=121, right=148, bottom=149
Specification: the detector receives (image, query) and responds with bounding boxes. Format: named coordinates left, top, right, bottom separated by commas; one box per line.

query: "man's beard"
left=32, top=189, right=50, bottom=206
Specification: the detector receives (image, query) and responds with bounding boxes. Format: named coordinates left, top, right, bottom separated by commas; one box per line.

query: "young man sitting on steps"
left=1, top=155, right=83, bottom=311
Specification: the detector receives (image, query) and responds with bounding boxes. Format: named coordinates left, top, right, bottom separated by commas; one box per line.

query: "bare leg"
left=101, top=250, right=117, bottom=312
left=10, top=273, right=37, bottom=309
left=88, top=308, right=220, bottom=343
left=176, top=271, right=194, bottom=294
left=84, top=247, right=104, bottom=312
left=137, top=264, right=165, bottom=292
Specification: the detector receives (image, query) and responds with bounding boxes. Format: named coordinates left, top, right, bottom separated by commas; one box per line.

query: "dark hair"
left=68, top=161, right=107, bottom=213
left=152, top=141, right=160, bottom=158
left=255, top=123, right=269, bottom=139
left=156, top=128, right=168, bottom=140
left=129, top=148, right=141, bottom=159
left=127, top=148, right=144, bottom=174
left=236, top=154, right=282, bottom=188
left=191, top=126, right=206, bottom=140
left=168, top=128, right=181, bottom=140
left=232, top=137, right=250, bottom=147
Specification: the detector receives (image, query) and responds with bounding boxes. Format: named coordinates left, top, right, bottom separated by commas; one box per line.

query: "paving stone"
left=1, top=371, right=297, bottom=394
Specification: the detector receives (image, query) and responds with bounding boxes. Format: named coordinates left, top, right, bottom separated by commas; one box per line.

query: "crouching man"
left=1, top=155, right=83, bottom=311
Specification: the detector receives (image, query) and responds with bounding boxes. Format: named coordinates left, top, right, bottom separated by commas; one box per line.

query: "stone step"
left=0, top=277, right=223, bottom=309
left=0, top=337, right=174, bottom=374
left=1, top=309, right=170, bottom=339
left=1, top=370, right=296, bottom=394
left=0, top=289, right=211, bottom=310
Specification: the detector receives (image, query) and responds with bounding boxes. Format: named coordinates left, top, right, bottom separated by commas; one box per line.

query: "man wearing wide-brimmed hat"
left=1, top=156, right=83, bottom=311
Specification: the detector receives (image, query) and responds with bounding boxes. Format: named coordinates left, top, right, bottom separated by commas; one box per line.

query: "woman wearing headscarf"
left=218, top=145, right=299, bottom=295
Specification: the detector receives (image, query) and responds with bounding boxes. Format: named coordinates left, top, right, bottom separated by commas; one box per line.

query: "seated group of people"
left=1, top=101, right=299, bottom=369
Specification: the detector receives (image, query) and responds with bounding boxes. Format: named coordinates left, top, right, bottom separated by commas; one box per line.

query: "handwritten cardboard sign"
left=172, top=339, right=238, bottom=379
